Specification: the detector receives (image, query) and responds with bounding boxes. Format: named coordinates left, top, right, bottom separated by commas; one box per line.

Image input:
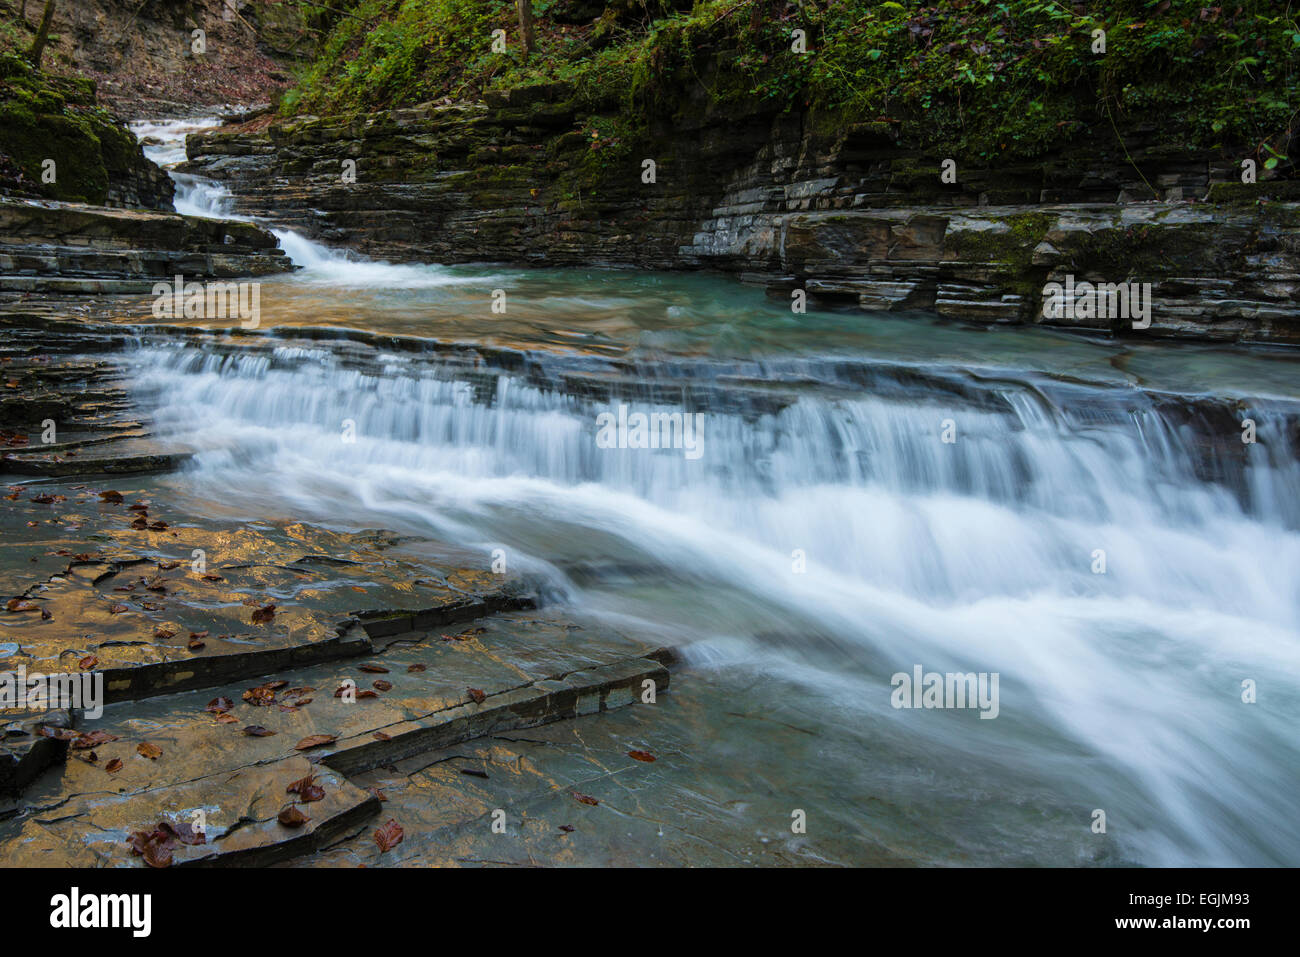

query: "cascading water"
left=126, top=116, right=1300, bottom=867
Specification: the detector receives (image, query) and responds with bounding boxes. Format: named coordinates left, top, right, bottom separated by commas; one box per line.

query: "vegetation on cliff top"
left=285, top=0, right=1298, bottom=164
left=0, top=50, right=142, bottom=204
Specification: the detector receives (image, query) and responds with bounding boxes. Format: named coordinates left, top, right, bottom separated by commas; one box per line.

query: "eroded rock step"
left=0, top=197, right=295, bottom=297
left=0, top=610, right=673, bottom=866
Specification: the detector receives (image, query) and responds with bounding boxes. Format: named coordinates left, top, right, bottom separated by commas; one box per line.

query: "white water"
left=128, top=115, right=1300, bottom=867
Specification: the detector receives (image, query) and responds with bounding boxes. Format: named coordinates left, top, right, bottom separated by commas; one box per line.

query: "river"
left=116, top=117, right=1300, bottom=867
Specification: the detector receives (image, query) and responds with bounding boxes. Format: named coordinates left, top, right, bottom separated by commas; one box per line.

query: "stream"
left=117, top=117, right=1300, bottom=867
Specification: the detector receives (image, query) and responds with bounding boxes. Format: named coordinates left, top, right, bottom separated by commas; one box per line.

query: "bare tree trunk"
left=516, top=0, right=535, bottom=60
left=29, top=0, right=57, bottom=70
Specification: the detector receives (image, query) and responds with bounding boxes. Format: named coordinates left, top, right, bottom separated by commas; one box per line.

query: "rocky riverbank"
left=182, top=90, right=1300, bottom=345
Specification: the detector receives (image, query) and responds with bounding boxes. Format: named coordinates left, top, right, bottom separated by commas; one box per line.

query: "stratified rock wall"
left=184, top=89, right=1300, bottom=344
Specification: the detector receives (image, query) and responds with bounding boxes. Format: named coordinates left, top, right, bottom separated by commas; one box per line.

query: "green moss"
left=283, top=1, right=1299, bottom=172
left=0, top=52, right=145, bottom=204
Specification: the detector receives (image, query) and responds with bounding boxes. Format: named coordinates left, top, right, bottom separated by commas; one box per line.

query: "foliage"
left=285, top=1, right=1298, bottom=162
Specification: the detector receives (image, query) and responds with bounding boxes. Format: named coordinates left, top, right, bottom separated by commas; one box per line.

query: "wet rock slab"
left=0, top=609, right=672, bottom=865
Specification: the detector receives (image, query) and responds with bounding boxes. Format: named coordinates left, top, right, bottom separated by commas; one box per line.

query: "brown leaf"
left=98, top=490, right=124, bottom=504
left=466, top=687, right=486, bottom=704
left=294, top=734, right=337, bottom=751
left=201, top=573, right=224, bottom=582
left=372, top=679, right=393, bottom=692
left=372, top=731, right=391, bottom=741
left=368, top=787, right=387, bottom=802
left=153, top=627, right=176, bottom=640
left=142, top=840, right=172, bottom=868
left=277, top=805, right=309, bottom=828
left=374, top=819, right=404, bottom=852
left=359, top=664, right=389, bottom=673
left=355, top=690, right=378, bottom=699
left=105, top=758, right=124, bottom=773
left=572, top=792, right=599, bottom=806
left=204, top=696, right=233, bottom=713
left=215, top=713, right=239, bottom=724
left=5, top=598, right=32, bottom=612
left=407, top=663, right=426, bottom=673
left=188, top=638, right=205, bottom=651
left=250, top=604, right=276, bottom=624
left=242, top=685, right=276, bottom=706
left=137, top=742, right=163, bottom=760
left=78, top=654, right=98, bottom=670
left=108, top=603, right=128, bottom=614
left=627, top=750, right=656, bottom=763
left=243, top=725, right=276, bottom=737
left=72, top=730, right=119, bottom=750
left=559, top=824, right=575, bottom=833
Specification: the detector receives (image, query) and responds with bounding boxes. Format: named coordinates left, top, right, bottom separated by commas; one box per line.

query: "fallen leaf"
left=72, top=730, right=119, bottom=749
left=105, top=758, right=124, bottom=773
left=108, top=603, right=128, bottom=614
left=407, top=663, right=426, bottom=673
left=374, top=819, right=404, bottom=852
left=204, top=696, right=233, bottom=713
left=372, top=731, right=391, bottom=741
left=243, top=725, right=276, bottom=737
left=216, top=713, right=239, bottom=724
left=359, top=664, right=389, bottom=673
left=368, top=787, right=387, bottom=802
left=137, top=742, right=163, bottom=760
left=572, top=792, right=599, bottom=806
left=559, top=825, right=575, bottom=833
left=373, top=679, right=392, bottom=691
left=153, top=627, right=176, bottom=640
left=467, top=687, right=486, bottom=704
left=250, top=604, right=276, bottom=624
left=294, top=734, right=337, bottom=751
left=98, top=490, right=124, bottom=504
left=628, top=750, right=656, bottom=763
left=78, top=654, right=98, bottom=670
left=277, top=805, right=309, bottom=828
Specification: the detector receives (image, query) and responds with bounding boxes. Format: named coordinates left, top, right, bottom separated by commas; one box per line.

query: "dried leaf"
left=372, top=679, right=393, bottom=692
left=407, top=663, right=426, bottom=673
left=243, top=725, right=276, bottom=737
left=572, top=792, right=599, bottom=806
left=153, top=627, right=176, bottom=640
left=105, top=758, right=124, bottom=773
left=72, top=730, right=119, bottom=750
left=204, top=696, right=233, bottom=713
left=250, top=604, right=276, bottom=624
left=137, top=742, right=163, bottom=760
left=627, top=750, right=656, bottom=763
left=98, top=490, right=124, bottom=504
left=374, top=819, right=404, bottom=852
left=78, top=654, right=98, bottom=670
left=215, top=713, right=239, bottom=724
left=466, top=687, right=486, bottom=704
left=373, top=731, right=391, bottom=741
left=359, top=664, right=389, bottom=674
left=277, top=805, right=309, bottom=828
left=294, top=734, right=337, bottom=751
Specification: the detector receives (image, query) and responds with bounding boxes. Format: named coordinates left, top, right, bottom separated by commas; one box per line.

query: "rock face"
left=184, top=90, right=1300, bottom=344
left=0, top=54, right=174, bottom=211
left=0, top=197, right=294, bottom=295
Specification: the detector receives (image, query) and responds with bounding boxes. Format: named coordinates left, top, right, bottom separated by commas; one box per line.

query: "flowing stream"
left=120, top=118, right=1300, bottom=866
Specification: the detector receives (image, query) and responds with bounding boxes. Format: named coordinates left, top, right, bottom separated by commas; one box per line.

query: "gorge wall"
left=185, top=84, right=1300, bottom=345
